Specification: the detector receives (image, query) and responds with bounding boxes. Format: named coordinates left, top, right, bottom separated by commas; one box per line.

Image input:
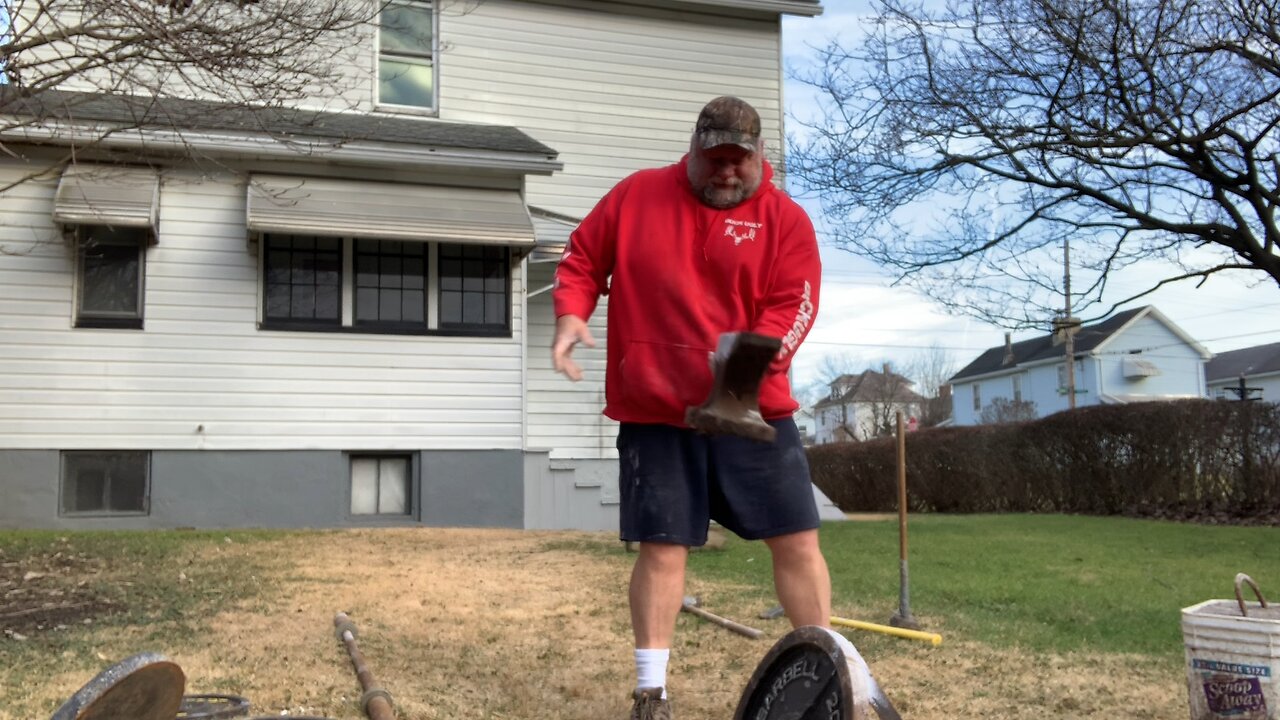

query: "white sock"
left=635, top=648, right=670, bottom=698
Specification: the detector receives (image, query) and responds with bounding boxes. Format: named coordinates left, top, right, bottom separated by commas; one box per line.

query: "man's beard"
left=699, top=181, right=756, bottom=208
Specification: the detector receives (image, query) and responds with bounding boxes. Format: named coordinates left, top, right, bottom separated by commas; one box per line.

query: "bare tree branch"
left=790, top=0, right=1280, bottom=329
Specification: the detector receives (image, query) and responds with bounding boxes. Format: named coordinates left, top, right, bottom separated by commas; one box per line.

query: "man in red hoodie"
left=551, top=96, right=831, bottom=720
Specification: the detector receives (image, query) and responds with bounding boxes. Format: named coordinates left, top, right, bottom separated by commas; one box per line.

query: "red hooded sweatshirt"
left=553, top=156, right=821, bottom=426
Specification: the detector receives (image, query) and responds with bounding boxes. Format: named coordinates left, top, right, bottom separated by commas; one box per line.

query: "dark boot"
left=685, top=332, right=781, bottom=443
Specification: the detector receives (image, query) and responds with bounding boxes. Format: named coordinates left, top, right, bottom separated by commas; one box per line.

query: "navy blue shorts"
left=616, top=417, right=820, bottom=546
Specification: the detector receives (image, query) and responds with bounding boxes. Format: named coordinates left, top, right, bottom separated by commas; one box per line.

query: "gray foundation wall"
left=0, top=449, right=525, bottom=530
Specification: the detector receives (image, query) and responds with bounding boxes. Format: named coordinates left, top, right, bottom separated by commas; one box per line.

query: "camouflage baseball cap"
left=694, top=96, right=762, bottom=151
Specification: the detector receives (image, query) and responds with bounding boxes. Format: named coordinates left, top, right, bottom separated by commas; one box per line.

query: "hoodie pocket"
left=618, top=341, right=714, bottom=420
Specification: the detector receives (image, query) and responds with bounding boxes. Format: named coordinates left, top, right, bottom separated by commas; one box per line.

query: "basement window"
left=60, top=451, right=150, bottom=516
left=350, top=455, right=412, bottom=516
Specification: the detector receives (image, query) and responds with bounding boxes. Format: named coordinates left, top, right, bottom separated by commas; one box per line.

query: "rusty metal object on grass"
left=334, top=612, right=397, bottom=720
left=51, top=652, right=185, bottom=720
left=680, top=595, right=764, bottom=639
left=177, top=693, right=251, bottom=719
left=685, top=332, right=781, bottom=443
left=733, top=626, right=902, bottom=720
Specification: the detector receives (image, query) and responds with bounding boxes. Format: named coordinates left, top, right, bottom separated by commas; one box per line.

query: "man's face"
left=686, top=141, right=763, bottom=209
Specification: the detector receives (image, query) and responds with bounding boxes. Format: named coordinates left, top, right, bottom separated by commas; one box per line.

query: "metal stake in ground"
left=889, top=411, right=921, bottom=631
left=681, top=595, right=765, bottom=639
left=333, top=613, right=396, bottom=720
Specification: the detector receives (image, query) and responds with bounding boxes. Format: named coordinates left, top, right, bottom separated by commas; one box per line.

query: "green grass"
left=0, top=529, right=295, bottom=695
left=688, top=514, right=1280, bottom=662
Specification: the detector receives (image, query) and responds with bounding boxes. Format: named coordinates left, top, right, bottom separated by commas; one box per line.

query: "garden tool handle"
left=1234, top=573, right=1269, bottom=617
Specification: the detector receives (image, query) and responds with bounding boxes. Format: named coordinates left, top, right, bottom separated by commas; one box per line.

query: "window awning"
left=53, top=165, right=159, bottom=230
left=246, top=174, right=536, bottom=249
left=1122, top=356, right=1161, bottom=379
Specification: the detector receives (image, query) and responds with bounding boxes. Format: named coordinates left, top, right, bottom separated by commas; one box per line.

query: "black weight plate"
left=734, top=626, right=854, bottom=720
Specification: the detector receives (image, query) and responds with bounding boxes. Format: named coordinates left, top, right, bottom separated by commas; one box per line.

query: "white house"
left=0, top=0, right=825, bottom=530
left=793, top=406, right=817, bottom=445
left=812, top=369, right=923, bottom=444
left=948, top=306, right=1211, bottom=426
left=1206, top=342, right=1280, bottom=402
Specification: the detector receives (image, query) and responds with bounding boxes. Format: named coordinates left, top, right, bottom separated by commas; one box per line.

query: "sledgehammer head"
left=686, top=332, right=781, bottom=443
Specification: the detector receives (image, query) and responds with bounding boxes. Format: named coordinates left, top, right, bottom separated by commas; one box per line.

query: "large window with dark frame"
left=355, top=239, right=427, bottom=329
left=438, top=243, right=510, bottom=332
left=260, top=236, right=511, bottom=336
left=263, top=235, right=342, bottom=328
left=75, top=225, right=149, bottom=329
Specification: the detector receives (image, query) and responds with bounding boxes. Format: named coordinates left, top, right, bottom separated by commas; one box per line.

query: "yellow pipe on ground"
left=831, top=616, right=943, bottom=646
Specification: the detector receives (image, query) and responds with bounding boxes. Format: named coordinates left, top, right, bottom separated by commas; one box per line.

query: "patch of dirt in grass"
left=0, top=542, right=113, bottom=639
left=12, top=529, right=1189, bottom=720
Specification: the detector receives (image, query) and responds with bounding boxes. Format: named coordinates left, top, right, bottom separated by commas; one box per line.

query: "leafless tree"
left=2, top=0, right=371, bottom=103
left=790, top=0, right=1280, bottom=329
left=898, top=343, right=956, bottom=426
left=980, top=397, right=1038, bottom=424
left=0, top=0, right=385, bottom=251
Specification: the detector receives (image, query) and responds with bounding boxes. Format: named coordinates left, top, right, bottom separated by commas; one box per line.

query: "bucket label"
left=1199, top=673, right=1268, bottom=717
left=1193, top=660, right=1272, bottom=678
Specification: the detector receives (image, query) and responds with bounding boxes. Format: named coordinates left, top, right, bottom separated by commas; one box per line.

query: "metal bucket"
left=1181, top=574, right=1280, bottom=720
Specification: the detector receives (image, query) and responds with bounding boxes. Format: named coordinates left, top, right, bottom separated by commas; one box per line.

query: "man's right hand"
left=552, top=314, right=596, bottom=381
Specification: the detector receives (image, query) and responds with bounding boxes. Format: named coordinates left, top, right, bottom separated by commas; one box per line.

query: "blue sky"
left=780, top=0, right=1280, bottom=388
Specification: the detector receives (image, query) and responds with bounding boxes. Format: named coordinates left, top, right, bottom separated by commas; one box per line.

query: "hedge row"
left=807, top=399, right=1280, bottom=522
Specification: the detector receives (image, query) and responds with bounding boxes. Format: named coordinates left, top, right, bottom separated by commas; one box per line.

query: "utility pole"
left=1225, top=374, right=1262, bottom=402
left=1062, top=237, right=1077, bottom=409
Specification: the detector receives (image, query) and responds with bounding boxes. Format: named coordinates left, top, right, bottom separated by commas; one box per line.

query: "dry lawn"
left=8, top=528, right=1188, bottom=719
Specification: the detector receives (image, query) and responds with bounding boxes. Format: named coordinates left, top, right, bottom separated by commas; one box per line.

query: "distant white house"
left=793, top=406, right=817, bottom=445
left=948, top=306, right=1211, bottom=425
left=1206, top=342, right=1280, bottom=402
left=812, top=369, right=923, bottom=443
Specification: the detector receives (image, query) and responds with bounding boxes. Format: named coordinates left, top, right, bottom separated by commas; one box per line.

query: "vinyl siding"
left=524, top=263, right=617, bottom=458
left=312, top=0, right=787, bottom=217
left=5, top=0, right=799, bottom=462
left=0, top=163, right=526, bottom=450
left=439, top=0, right=786, bottom=458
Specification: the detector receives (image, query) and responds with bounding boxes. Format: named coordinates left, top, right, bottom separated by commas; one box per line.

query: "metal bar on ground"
left=333, top=613, right=397, bottom=720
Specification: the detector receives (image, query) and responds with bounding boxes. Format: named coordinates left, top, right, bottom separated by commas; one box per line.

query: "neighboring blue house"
left=949, top=306, right=1211, bottom=425
left=1206, top=342, right=1280, bottom=403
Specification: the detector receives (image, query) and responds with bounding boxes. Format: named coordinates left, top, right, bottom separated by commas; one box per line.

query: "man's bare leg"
left=763, top=529, right=831, bottom=628
left=630, top=542, right=690, bottom=647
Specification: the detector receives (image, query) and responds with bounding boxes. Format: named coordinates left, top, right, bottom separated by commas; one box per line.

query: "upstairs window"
left=378, top=0, right=436, bottom=111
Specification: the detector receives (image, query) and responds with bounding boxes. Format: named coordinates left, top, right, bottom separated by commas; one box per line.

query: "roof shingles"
left=950, top=307, right=1149, bottom=382
left=1, top=88, right=557, bottom=157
